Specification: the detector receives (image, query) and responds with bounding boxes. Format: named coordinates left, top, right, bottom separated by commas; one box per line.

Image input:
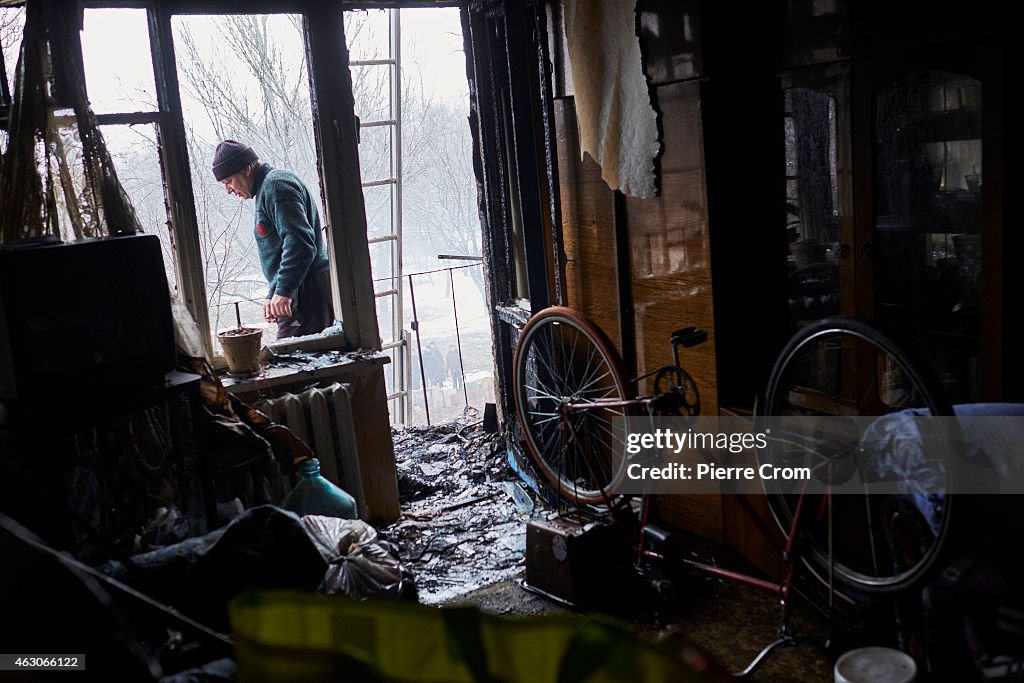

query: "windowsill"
left=210, top=327, right=349, bottom=373
left=220, top=347, right=389, bottom=397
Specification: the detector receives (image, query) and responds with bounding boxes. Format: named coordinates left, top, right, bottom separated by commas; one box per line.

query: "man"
left=212, top=140, right=334, bottom=339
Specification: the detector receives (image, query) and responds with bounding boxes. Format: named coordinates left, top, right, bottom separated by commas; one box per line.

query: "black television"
left=0, top=234, right=176, bottom=403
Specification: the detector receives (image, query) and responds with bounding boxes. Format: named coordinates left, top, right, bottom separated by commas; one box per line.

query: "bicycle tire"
left=758, top=316, right=959, bottom=595
left=512, top=307, right=633, bottom=507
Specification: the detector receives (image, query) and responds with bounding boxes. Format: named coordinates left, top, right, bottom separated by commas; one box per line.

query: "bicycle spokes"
left=514, top=309, right=632, bottom=506
left=760, top=317, right=956, bottom=594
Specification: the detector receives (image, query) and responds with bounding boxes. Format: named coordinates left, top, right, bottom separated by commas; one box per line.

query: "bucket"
left=834, top=647, right=917, bottom=683
left=218, top=327, right=263, bottom=375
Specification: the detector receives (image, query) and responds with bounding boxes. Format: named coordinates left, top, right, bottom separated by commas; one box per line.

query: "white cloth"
left=564, top=0, right=659, bottom=198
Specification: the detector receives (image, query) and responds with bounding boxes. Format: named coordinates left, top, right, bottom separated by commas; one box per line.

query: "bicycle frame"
left=553, top=362, right=841, bottom=677
left=560, top=376, right=827, bottom=595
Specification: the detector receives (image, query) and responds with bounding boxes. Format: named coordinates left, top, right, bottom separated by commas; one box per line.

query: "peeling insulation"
left=563, top=0, right=659, bottom=198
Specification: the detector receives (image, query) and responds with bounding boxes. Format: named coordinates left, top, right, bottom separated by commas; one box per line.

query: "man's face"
left=222, top=166, right=254, bottom=199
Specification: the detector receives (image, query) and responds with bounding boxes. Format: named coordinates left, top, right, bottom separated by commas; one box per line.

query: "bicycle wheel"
left=513, top=307, right=633, bottom=507
left=759, top=316, right=958, bottom=594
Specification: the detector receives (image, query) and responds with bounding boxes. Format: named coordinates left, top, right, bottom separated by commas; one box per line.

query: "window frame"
left=77, top=1, right=381, bottom=361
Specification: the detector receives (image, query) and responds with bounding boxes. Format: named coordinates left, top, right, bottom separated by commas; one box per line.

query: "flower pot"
left=217, top=327, right=263, bottom=375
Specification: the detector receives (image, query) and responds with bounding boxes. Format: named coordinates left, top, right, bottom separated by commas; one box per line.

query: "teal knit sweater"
left=251, top=163, right=329, bottom=300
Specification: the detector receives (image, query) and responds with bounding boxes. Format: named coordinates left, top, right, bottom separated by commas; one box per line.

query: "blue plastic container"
left=281, top=458, right=358, bottom=519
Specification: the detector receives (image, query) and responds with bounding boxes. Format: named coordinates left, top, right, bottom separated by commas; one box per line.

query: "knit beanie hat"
left=212, top=140, right=258, bottom=181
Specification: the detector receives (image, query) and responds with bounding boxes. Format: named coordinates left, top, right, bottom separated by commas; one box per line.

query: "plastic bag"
left=301, top=515, right=403, bottom=600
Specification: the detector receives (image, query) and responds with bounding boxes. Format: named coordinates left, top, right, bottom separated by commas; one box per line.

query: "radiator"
left=253, top=382, right=364, bottom=516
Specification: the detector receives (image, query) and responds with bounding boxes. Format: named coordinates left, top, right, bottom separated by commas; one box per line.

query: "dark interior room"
left=1, top=0, right=1021, bottom=681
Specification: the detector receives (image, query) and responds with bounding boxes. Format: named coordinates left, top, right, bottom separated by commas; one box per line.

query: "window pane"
left=81, top=9, right=158, bottom=114
left=358, top=123, right=393, bottom=184
left=2, top=6, right=25, bottom=155
left=346, top=10, right=391, bottom=62
left=782, top=87, right=839, bottom=334
left=172, top=14, right=321, bottom=350
left=101, top=123, right=176, bottom=292
left=370, top=237, right=396, bottom=283
left=45, top=123, right=143, bottom=242
left=383, top=346, right=400, bottom=402
left=371, top=239, right=399, bottom=341
left=1, top=5, right=25, bottom=104
left=376, top=288, right=395, bottom=345
left=874, top=71, right=982, bottom=402
left=363, top=183, right=395, bottom=240
left=49, top=123, right=91, bottom=240
left=352, top=64, right=393, bottom=124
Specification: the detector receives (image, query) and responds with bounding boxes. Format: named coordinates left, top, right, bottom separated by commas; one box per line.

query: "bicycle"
left=512, top=307, right=960, bottom=675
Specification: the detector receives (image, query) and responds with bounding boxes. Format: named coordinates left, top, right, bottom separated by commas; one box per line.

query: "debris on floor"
left=380, top=407, right=546, bottom=604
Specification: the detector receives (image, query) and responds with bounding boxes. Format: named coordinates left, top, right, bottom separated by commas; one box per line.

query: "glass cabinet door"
left=874, top=70, right=982, bottom=402
left=782, top=80, right=845, bottom=336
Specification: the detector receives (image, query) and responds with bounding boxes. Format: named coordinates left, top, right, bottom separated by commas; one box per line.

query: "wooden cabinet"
left=871, top=70, right=984, bottom=402
left=778, top=30, right=1002, bottom=402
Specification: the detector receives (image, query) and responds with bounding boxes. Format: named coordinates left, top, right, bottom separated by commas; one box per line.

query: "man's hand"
left=264, top=294, right=293, bottom=321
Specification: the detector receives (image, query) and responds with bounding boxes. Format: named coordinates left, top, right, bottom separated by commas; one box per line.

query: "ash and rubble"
left=379, top=408, right=546, bottom=605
